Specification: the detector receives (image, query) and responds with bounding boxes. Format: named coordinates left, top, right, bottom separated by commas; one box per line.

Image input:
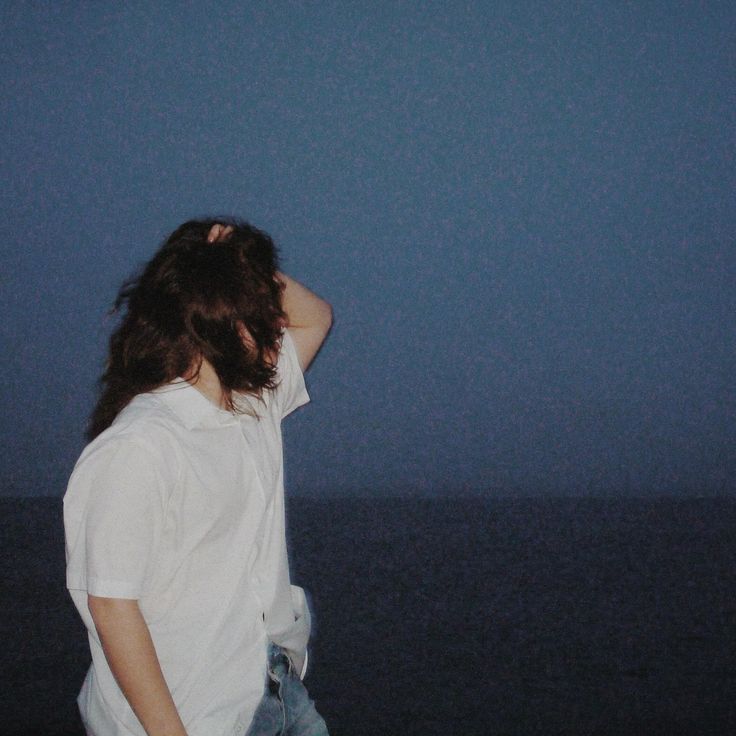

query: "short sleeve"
left=274, top=329, right=310, bottom=418
left=65, top=438, right=169, bottom=599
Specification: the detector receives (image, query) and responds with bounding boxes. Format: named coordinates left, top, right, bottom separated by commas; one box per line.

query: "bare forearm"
left=277, top=272, right=332, bottom=330
left=88, top=596, right=187, bottom=736
left=277, top=272, right=332, bottom=370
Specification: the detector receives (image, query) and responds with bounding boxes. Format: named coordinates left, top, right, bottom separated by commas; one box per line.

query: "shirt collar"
left=152, top=379, right=241, bottom=430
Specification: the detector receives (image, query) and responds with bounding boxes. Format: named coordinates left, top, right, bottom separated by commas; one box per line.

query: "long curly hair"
left=87, top=218, right=285, bottom=439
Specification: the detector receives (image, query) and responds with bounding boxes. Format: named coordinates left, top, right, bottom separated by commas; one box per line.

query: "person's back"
left=64, top=219, right=332, bottom=736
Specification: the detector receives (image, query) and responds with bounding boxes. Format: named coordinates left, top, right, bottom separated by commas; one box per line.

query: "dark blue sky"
left=2, top=1, right=734, bottom=497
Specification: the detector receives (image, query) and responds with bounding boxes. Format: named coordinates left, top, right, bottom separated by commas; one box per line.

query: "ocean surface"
left=2, top=496, right=735, bottom=735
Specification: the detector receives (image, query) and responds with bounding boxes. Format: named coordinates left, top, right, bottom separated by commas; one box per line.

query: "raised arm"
left=205, top=225, right=331, bottom=371
left=278, top=272, right=332, bottom=371
left=88, top=595, right=188, bottom=736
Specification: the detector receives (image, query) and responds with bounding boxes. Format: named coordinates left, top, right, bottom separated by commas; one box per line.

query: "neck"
left=187, top=358, right=226, bottom=409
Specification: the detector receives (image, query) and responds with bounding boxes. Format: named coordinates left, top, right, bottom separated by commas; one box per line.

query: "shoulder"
left=276, top=329, right=302, bottom=381
left=74, top=393, right=185, bottom=479
left=269, top=330, right=310, bottom=418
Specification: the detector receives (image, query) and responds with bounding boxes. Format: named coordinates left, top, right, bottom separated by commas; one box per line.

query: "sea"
left=2, top=495, right=735, bottom=735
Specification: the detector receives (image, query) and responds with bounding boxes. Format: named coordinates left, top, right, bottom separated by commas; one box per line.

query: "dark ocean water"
left=2, top=496, right=735, bottom=735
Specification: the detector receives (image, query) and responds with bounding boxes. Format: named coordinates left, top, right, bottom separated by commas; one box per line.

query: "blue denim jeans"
left=244, top=644, right=329, bottom=736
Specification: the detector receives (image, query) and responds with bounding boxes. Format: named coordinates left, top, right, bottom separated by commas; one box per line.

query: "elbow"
left=317, top=301, right=333, bottom=343
left=321, top=300, right=334, bottom=332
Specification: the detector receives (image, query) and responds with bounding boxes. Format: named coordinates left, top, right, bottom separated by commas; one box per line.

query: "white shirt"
left=64, top=330, right=310, bottom=736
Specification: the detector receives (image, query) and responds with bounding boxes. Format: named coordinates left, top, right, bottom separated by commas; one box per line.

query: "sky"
left=1, top=1, right=734, bottom=497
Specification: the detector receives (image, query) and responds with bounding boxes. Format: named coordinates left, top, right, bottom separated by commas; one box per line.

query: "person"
left=63, top=219, right=332, bottom=736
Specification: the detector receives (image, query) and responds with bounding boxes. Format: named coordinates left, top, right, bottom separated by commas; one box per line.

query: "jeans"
left=244, top=644, right=329, bottom=736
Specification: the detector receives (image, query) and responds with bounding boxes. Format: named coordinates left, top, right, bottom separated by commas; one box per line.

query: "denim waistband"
left=266, top=643, right=292, bottom=693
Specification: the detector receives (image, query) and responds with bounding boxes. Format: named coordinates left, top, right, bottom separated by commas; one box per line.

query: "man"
left=64, top=219, right=332, bottom=736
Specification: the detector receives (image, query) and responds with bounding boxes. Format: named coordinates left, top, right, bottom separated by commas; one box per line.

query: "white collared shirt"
left=64, top=330, right=310, bottom=736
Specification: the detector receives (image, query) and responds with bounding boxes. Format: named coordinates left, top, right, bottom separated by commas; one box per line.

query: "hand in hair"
left=207, top=223, right=234, bottom=243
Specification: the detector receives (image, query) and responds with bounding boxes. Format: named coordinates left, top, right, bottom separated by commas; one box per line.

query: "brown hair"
left=87, top=218, right=285, bottom=439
